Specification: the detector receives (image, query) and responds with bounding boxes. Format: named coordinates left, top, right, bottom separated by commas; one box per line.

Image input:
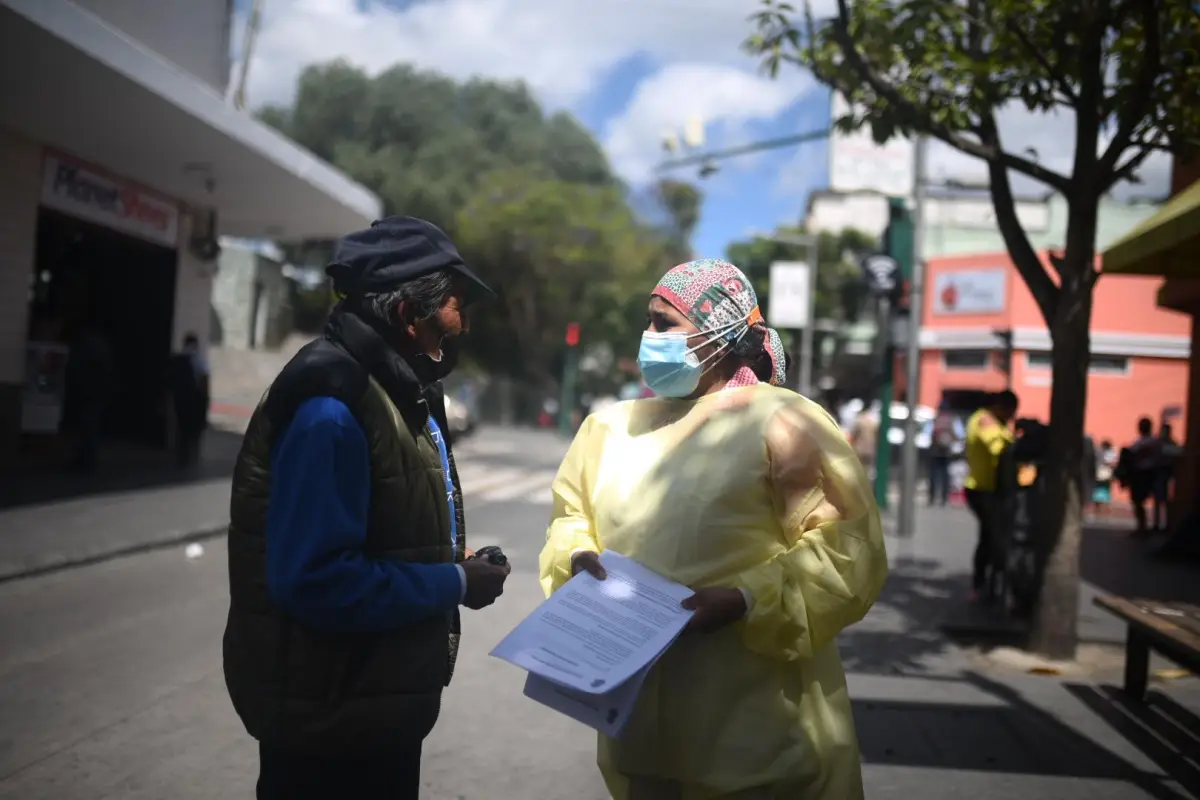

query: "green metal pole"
left=873, top=197, right=915, bottom=510
left=558, top=347, right=578, bottom=436
left=873, top=319, right=894, bottom=510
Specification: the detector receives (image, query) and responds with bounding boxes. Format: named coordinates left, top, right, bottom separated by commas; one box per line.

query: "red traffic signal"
left=565, top=322, right=580, bottom=347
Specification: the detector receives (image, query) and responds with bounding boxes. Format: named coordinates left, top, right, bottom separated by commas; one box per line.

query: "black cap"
left=325, top=215, right=495, bottom=303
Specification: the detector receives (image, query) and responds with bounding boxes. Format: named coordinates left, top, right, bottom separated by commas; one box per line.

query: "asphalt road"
left=0, top=494, right=608, bottom=800
left=1, top=427, right=1197, bottom=799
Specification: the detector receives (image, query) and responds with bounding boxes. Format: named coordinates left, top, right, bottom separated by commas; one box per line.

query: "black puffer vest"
left=222, top=310, right=466, bottom=756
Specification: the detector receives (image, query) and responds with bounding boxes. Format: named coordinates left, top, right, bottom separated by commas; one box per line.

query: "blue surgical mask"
left=638, top=332, right=701, bottom=398
left=637, top=312, right=755, bottom=398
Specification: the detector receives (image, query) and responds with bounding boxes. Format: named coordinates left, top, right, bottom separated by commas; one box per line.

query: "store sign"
left=931, top=268, right=1007, bottom=315
left=41, top=155, right=179, bottom=247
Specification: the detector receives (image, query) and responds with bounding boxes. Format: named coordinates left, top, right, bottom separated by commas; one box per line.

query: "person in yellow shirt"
left=539, top=259, right=888, bottom=800
left=963, top=390, right=1018, bottom=601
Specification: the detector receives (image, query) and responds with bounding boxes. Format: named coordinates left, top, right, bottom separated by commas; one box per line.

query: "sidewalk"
left=853, top=504, right=1200, bottom=798
left=0, top=423, right=567, bottom=582
left=0, top=429, right=244, bottom=582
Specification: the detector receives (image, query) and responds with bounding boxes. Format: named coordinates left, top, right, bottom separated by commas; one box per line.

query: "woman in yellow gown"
left=539, top=259, right=888, bottom=800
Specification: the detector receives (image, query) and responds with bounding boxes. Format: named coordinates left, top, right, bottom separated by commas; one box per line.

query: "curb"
left=0, top=520, right=229, bottom=585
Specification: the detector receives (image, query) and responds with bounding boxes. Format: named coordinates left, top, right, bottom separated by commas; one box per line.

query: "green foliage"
left=725, top=228, right=876, bottom=323
left=454, top=168, right=678, bottom=386
left=744, top=0, right=1200, bottom=656
left=258, top=60, right=700, bottom=385
left=745, top=0, right=1200, bottom=314
left=746, top=1, right=1200, bottom=188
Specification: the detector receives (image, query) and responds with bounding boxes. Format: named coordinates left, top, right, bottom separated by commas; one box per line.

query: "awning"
left=0, top=0, right=382, bottom=240
left=1103, top=179, right=1200, bottom=276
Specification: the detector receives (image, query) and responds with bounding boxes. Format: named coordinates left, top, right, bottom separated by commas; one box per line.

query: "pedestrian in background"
left=61, top=319, right=114, bottom=473
left=168, top=332, right=209, bottom=468
left=222, top=216, right=511, bottom=800
left=541, top=259, right=887, bottom=800
left=1091, top=439, right=1117, bottom=515
left=849, top=402, right=880, bottom=479
left=963, top=390, right=1019, bottom=602
left=1155, top=422, right=1182, bottom=532
left=1120, top=416, right=1162, bottom=536
left=928, top=402, right=963, bottom=506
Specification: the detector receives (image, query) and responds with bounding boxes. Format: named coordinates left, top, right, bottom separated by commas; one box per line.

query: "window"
left=1025, top=352, right=1129, bottom=375
left=943, top=349, right=991, bottom=370
left=1088, top=355, right=1130, bottom=374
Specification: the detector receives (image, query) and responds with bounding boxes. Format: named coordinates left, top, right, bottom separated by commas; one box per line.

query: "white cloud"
left=240, top=0, right=816, bottom=184
left=924, top=106, right=1171, bottom=199
left=603, top=63, right=814, bottom=183
left=245, top=0, right=773, bottom=108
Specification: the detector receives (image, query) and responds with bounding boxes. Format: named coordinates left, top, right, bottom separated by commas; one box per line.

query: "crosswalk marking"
left=456, top=466, right=525, bottom=495
left=454, top=462, right=557, bottom=505
left=479, top=469, right=559, bottom=502
left=523, top=486, right=555, bottom=505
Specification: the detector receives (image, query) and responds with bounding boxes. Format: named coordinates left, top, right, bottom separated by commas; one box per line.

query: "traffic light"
left=993, top=328, right=1014, bottom=386
left=565, top=322, right=580, bottom=347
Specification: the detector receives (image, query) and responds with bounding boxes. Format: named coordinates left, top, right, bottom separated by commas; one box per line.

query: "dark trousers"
left=965, top=489, right=994, bottom=591
left=928, top=455, right=951, bottom=506
left=257, top=742, right=422, bottom=800
left=70, top=404, right=104, bottom=472
left=175, top=428, right=203, bottom=468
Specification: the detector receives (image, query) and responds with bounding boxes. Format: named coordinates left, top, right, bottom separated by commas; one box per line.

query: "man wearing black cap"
left=222, top=216, right=511, bottom=799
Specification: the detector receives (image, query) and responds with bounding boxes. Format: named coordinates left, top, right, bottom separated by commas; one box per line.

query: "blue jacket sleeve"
left=265, top=396, right=463, bottom=633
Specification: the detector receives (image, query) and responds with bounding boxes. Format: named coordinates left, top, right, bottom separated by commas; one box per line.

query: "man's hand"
left=460, top=558, right=511, bottom=610
left=681, top=588, right=747, bottom=633
left=570, top=550, right=606, bottom=580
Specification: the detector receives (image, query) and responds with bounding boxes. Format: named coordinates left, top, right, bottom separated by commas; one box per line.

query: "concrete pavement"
left=1, top=426, right=1198, bottom=797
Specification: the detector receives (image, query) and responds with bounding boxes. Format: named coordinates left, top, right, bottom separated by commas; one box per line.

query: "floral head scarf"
left=652, top=258, right=789, bottom=389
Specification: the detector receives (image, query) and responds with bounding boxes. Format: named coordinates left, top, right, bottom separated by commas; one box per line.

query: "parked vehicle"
left=444, top=394, right=475, bottom=438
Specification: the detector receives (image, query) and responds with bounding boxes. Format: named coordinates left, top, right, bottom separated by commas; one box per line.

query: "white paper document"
left=491, top=550, right=694, bottom=735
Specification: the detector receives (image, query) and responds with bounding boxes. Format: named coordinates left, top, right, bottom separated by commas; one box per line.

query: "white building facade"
left=0, top=0, right=381, bottom=462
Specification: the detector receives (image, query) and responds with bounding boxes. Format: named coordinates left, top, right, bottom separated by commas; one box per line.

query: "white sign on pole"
left=768, top=261, right=811, bottom=329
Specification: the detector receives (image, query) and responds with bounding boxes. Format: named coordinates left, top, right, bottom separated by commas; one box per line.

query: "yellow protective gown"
left=538, top=384, right=887, bottom=800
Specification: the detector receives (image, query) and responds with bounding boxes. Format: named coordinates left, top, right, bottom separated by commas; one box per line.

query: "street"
left=0, top=427, right=1197, bottom=799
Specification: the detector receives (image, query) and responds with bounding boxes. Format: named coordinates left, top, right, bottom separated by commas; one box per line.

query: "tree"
left=725, top=227, right=876, bottom=323
left=454, top=167, right=669, bottom=388
left=255, top=60, right=698, bottom=386
left=746, top=0, right=1200, bottom=657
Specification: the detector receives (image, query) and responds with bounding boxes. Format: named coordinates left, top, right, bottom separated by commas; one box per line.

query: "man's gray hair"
left=356, top=269, right=454, bottom=328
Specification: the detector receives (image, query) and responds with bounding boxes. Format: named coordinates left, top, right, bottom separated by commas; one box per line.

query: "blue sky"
left=235, top=0, right=1171, bottom=257
left=235, top=0, right=836, bottom=259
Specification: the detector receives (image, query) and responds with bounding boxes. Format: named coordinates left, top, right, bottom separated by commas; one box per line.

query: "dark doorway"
left=29, top=209, right=177, bottom=447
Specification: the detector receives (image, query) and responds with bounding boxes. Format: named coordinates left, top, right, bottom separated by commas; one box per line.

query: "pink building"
left=917, top=251, right=1191, bottom=451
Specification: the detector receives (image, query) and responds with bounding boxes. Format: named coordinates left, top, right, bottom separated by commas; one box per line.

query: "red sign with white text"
left=40, top=154, right=179, bottom=247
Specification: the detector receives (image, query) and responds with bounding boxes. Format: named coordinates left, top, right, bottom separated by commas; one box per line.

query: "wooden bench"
left=1093, top=595, right=1200, bottom=700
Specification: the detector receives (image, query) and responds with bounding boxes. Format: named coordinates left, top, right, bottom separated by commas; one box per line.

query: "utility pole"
left=897, top=135, right=929, bottom=539
left=231, top=0, right=265, bottom=110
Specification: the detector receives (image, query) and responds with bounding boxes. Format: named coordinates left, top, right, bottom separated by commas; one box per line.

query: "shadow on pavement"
left=0, top=428, right=243, bottom=510
left=839, top=554, right=974, bottom=676
left=1067, top=684, right=1200, bottom=798
left=854, top=672, right=1193, bottom=798
left=1081, top=527, right=1200, bottom=606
